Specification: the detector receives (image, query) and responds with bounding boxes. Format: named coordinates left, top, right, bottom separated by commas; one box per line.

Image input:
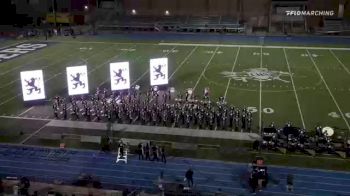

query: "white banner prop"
left=110, top=62, right=130, bottom=91
left=66, top=65, right=89, bottom=95
left=150, top=58, right=168, bottom=86
left=20, top=70, right=46, bottom=101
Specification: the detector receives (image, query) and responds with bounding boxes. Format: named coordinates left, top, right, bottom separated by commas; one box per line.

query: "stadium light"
left=131, top=9, right=137, bottom=15
left=165, top=10, right=170, bottom=16
left=84, top=5, right=89, bottom=11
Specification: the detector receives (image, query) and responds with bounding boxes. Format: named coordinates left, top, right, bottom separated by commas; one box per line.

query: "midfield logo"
left=221, top=68, right=291, bottom=83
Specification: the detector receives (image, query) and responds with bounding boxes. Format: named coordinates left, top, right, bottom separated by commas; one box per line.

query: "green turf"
left=1, top=37, right=350, bottom=172
left=27, top=136, right=350, bottom=172
left=1, top=37, right=350, bottom=133
left=44, top=34, right=350, bottom=48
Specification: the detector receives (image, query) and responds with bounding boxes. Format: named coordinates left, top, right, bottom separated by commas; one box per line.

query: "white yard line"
left=0, top=43, right=72, bottom=76
left=0, top=53, right=75, bottom=89
left=0, top=55, right=49, bottom=76
left=0, top=79, right=18, bottom=89
left=87, top=46, right=126, bottom=74
left=169, top=46, right=198, bottom=79
left=131, top=71, right=149, bottom=86
left=0, top=42, right=53, bottom=69
left=95, top=45, right=137, bottom=88
left=306, top=49, right=350, bottom=132
left=192, top=47, right=219, bottom=91
left=44, top=40, right=157, bottom=46
left=0, top=115, right=51, bottom=121
left=259, top=47, right=263, bottom=132
left=0, top=93, right=21, bottom=107
left=0, top=41, right=28, bottom=67
left=223, top=47, right=240, bottom=100
left=17, top=106, right=34, bottom=117
left=329, top=50, right=350, bottom=76
left=0, top=42, right=110, bottom=88
left=20, top=123, right=48, bottom=144
left=0, top=72, right=63, bottom=107
left=0, top=43, right=116, bottom=105
left=159, top=42, right=350, bottom=50
left=283, top=48, right=306, bottom=129
left=0, top=45, right=118, bottom=107
left=46, top=40, right=349, bottom=51
left=0, top=40, right=27, bottom=50
left=66, top=46, right=136, bottom=111
left=131, top=46, right=177, bottom=86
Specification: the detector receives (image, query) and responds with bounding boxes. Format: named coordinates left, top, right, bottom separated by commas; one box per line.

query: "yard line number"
left=205, top=50, right=223, bottom=54
left=329, top=112, right=350, bottom=119
left=253, top=52, right=269, bottom=56
left=247, top=106, right=274, bottom=114
left=301, top=53, right=319, bottom=58
left=120, top=48, right=136, bottom=52
left=163, top=49, right=178, bottom=53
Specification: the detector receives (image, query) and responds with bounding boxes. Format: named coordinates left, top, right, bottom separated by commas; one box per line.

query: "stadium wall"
left=123, top=0, right=243, bottom=17
left=122, top=0, right=270, bottom=24
left=306, top=0, right=346, bottom=29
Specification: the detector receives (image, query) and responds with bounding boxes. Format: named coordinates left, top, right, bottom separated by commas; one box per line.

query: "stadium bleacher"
left=97, top=13, right=245, bottom=33
left=316, top=19, right=350, bottom=34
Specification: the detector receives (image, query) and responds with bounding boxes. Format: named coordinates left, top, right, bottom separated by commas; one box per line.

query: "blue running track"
left=0, top=144, right=350, bottom=195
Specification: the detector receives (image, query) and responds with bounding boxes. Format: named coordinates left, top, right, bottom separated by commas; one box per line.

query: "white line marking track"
left=159, top=43, right=350, bottom=51
left=283, top=48, right=306, bottom=129
left=306, top=49, right=350, bottom=132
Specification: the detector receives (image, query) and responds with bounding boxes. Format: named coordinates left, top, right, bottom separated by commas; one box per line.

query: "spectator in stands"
left=144, top=143, right=150, bottom=161
left=70, top=27, right=76, bottom=39
left=152, top=145, right=159, bottom=161
left=19, top=177, right=30, bottom=196
left=185, top=168, right=194, bottom=187
left=118, top=141, right=125, bottom=158
left=45, top=29, right=48, bottom=40
left=158, top=170, right=165, bottom=191
left=122, top=188, right=130, bottom=196
left=0, top=179, right=3, bottom=194
left=160, top=146, right=166, bottom=163
left=286, top=174, right=294, bottom=192
left=137, top=143, right=144, bottom=160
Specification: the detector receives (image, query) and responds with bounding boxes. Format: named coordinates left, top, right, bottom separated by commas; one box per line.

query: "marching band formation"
left=52, top=86, right=254, bottom=132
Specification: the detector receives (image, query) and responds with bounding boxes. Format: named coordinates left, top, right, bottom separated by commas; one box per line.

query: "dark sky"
left=272, top=0, right=307, bottom=1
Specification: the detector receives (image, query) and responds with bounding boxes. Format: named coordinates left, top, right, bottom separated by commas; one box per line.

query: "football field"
left=1, top=38, right=350, bottom=138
